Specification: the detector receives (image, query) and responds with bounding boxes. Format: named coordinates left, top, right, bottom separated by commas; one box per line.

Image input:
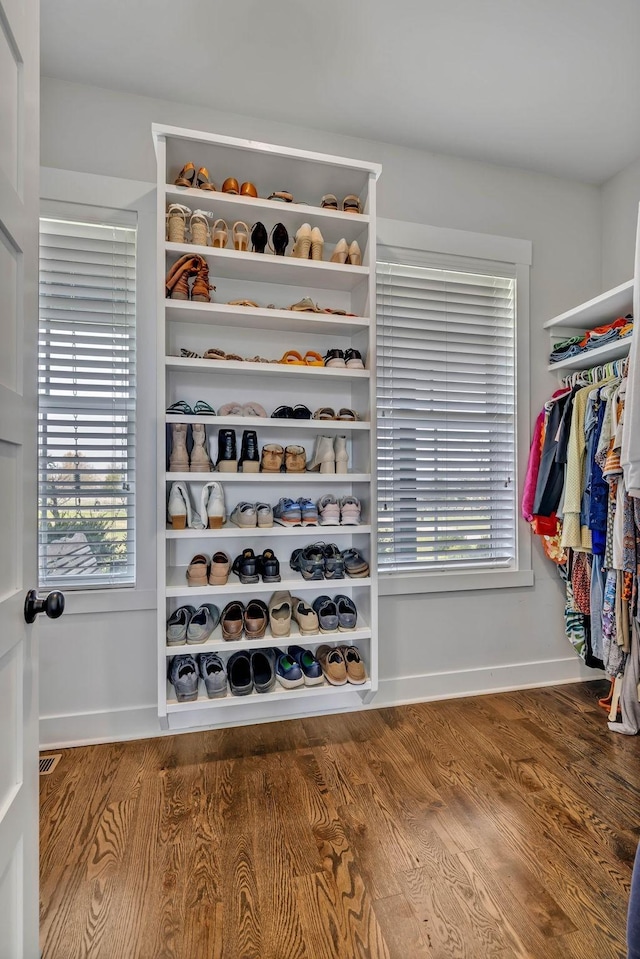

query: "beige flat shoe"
left=330, top=238, right=348, bottom=264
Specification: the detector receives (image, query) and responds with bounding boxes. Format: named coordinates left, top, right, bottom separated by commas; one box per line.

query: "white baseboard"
left=39, top=656, right=601, bottom=750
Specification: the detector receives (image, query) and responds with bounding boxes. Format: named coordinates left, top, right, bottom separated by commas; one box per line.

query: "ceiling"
left=40, top=0, right=640, bottom=184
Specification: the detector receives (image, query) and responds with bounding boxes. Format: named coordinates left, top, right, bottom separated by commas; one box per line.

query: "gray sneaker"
left=168, top=655, right=199, bottom=702
left=186, top=603, right=220, bottom=644
left=197, top=652, right=227, bottom=698
left=166, top=605, right=195, bottom=646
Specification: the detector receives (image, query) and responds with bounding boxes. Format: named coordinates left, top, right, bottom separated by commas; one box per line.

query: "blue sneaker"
left=288, top=645, right=323, bottom=685
left=196, top=652, right=227, bottom=698
left=273, top=648, right=304, bottom=689
left=168, top=654, right=199, bottom=702
left=274, top=498, right=302, bottom=526
left=296, top=497, right=319, bottom=525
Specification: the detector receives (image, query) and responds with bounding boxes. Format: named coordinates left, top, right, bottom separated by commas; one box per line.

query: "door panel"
left=0, top=0, right=39, bottom=954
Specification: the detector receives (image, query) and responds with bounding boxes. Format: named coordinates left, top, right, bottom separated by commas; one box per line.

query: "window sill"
left=45, top=588, right=157, bottom=616
left=379, top=568, right=535, bottom=596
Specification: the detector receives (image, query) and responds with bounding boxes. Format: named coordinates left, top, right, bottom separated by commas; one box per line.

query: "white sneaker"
left=318, top=494, right=340, bottom=525
left=200, top=481, right=225, bottom=529
left=168, top=482, right=205, bottom=530
left=339, top=495, right=361, bottom=525
left=255, top=502, right=274, bottom=528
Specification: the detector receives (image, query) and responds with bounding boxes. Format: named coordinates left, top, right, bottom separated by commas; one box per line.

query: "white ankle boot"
left=334, top=435, right=348, bottom=473
left=308, top=435, right=336, bottom=473
left=167, top=482, right=204, bottom=529
left=200, top=481, right=225, bottom=529
left=190, top=423, right=212, bottom=472
left=169, top=424, right=189, bottom=472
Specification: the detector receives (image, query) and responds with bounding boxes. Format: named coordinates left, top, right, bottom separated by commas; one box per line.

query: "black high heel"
left=270, top=223, right=289, bottom=256
left=251, top=222, right=268, bottom=254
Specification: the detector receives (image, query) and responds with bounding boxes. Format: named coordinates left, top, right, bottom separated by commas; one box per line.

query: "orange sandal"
left=280, top=350, right=305, bottom=365
left=304, top=351, right=324, bottom=366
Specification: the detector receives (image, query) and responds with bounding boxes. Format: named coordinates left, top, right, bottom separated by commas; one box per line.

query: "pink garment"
left=522, top=409, right=545, bottom=521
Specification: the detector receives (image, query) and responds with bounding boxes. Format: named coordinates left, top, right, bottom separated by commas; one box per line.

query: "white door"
left=0, top=0, right=44, bottom=955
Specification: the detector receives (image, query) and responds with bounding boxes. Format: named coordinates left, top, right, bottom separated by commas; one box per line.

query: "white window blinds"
left=377, top=259, right=516, bottom=574
left=38, top=216, right=137, bottom=588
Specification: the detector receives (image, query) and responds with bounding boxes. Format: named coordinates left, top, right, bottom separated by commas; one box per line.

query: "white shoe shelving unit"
left=545, top=279, right=633, bottom=373
left=153, top=124, right=381, bottom=730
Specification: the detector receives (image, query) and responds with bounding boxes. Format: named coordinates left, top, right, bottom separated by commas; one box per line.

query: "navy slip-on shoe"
left=274, top=648, right=305, bottom=689
left=287, top=645, right=324, bottom=686
left=312, top=595, right=339, bottom=633
left=334, top=595, right=357, bottom=631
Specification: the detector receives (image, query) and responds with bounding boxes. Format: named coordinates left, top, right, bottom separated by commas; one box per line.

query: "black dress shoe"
left=258, top=548, right=281, bottom=583
left=216, top=429, right=237, bottom=472
left=239, top=429, right=260, bottom=473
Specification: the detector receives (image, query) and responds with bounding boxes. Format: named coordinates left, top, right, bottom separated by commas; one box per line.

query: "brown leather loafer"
left=221, top=600, right=244, bottom=641
left=244, top=600, right=269, bottom=640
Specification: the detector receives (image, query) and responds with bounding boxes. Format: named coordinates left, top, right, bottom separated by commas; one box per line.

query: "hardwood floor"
left=40, top=681, right=640, bottom=958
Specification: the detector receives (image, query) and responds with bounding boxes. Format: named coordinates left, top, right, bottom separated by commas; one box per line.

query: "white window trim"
left=40, top=167, right=157, bottom=614
left=376, top=217, right=534, bottom=596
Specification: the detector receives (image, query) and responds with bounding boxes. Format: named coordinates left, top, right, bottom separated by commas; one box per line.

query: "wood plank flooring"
left=40, top=681, right=640, bottom=958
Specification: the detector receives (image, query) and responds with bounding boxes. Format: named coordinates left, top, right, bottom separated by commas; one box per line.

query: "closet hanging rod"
left=561, top=355, right=629, bottom=388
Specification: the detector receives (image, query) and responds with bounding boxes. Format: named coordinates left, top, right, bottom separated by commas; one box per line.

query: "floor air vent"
left=39, top=754, right=62, bottom=775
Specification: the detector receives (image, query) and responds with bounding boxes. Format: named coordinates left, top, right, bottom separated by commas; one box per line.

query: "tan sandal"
left=203, top=348, right=226, bottom=360
left=289, top=297, right=321, bottom=312
left=175, top=162, right=196, bottom=188
left=343, top=195, right=362, bottom=215
left=232, top=221, right=250, bottom=252
left=313, top=407, right=336, bottom=420
left=227, top=299, right=260, bottom=308
left=189, top=210, right=211, bottom=247
left=211, top=219, right=228, bottom=249
left=304, top=351, right=324, bottom=367
left=280, top=350, right=305, bottom=365
left=196, top=167, right=217, bottom=191
left=321, top=193, right=338, bottom=210
left=338, top=408, right=358, bottom=421
left=166, top=204, right=191, bottom=244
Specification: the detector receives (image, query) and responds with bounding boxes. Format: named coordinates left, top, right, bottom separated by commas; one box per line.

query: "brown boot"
left=192, top=257, right=215, bottom=303
left=165, top=254, right=200, bottom=299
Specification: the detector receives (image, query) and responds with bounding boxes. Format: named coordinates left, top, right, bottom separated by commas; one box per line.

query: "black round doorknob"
left=24, top=589, right=65, bottom=624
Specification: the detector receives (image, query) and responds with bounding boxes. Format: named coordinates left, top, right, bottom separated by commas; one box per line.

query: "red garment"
left=522, top=409, right=545, bottom=522
left=579, top=316, right=627, bottom=348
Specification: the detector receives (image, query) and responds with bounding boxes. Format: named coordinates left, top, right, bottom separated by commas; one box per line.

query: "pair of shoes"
left=221, top=599, right=270, bottom=641
left=218, top=400, right=267, bottom=417
left=249, top=222, right=289, bottom=255
left=262, top=444, right=306, bottom=473
left=168, top=481, right=224, bottom=529
left=221, top=177, right=258, bottom=197
left=165, top=254, right=215, bottom=302
left=166, top=603, right=220, bottom=646
left=167, top=399, right=216, bottom=416
left=312, top=406, right=359, bottom=421
left=207, top=219, right=250, bottom=251
left=317, top=494, right=361, bottom=526
left=232, top=548, right=280, bottom=584
left=186, top=551, right=231, bottom=587
left=230, top=502, right=273, bottom=529
left=292, top=224, right=324, bottom=260
left=169, top=424, right=213, bottom=473
left=274, top=497, right=319, bottom=526
left=280, top=349, right=324, bottom=366
left=215, top=428, right=259, bottom=472
left=320, top=194, right=362, bottom=214
left=227, top=649, right=275, bottom=695
left=308, top=436, right=348, bottom=473
left=316, top=644, right=366, bottom=685
left=280, top=644, right=324, bottom=686
left=168, top=652, right=228, bottom=701
left=290, top=543, right=345, bottom=580
left=331, top=239, right=361, bottom=266
left=174, top=164, right=257, bottom=198
left=324, top=348, right=364, bottom=369
left=271, top=404, right=312, bottom=419
left=313, top=595, right=357, bottom=632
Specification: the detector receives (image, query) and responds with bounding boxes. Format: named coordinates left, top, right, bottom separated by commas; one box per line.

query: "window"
left=38, top=213, right=137, bottom=589
left=377, top=256, right=516, bottom=576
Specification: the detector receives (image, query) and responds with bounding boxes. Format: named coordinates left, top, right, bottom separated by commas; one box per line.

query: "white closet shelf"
left=165, top=524, right=372, bottom=539
left=166, top=678, right=372, bottom=712
left=544, top=279, right=633, bottom=330
left=165, top=414, right=370, bottom=431
left=547, top=336, right=631, bottom=372
left=165, top=300, right=370, bottom=336
left=165, top=355, right=370, bottom=381
left=166, top=241, right=369, bottom=290
left=165, top=185, right=371, bottom=234
left=165, top=568, right=372, bottom=597
left=165, top=471, right=371, bottom=483
left=165, top=622, right=372, bottom=655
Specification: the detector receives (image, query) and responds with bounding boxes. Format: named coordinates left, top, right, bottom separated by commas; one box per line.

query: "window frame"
left=40, top=168, right=158, bottom=614
left=376, top=218, right=534, bottom=596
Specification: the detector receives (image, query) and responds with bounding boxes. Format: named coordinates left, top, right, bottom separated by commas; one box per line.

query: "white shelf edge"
left=166, top=241, right=369, bottom=278
left=165, top=414, right=370, bottom=431
left=164, top=184, right=371, bottom=225
left=164, top=524, right=372, bottom=539
left=165, top=571, right=372, bottom=597
left=544, top=279, right=633, bottom=330
left=547, top=335, right=631, bottom=372
left=165, top=625, right=372, bottom=656
left=165, top=355, right=370, bottom=379
left=164, top=471, right=371, bottom=483
left=166, top=679, right=373, bottom=712
left=164, top=299, right=370, bottom=330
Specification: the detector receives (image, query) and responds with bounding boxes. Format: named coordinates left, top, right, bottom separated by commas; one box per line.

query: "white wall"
left=601, top=156, right=640, bottom=288
left=38, top=78, right=601, bottom=747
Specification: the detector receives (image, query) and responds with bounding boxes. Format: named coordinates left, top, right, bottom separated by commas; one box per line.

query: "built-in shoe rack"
left=153, top=124, right=381, bottom=730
